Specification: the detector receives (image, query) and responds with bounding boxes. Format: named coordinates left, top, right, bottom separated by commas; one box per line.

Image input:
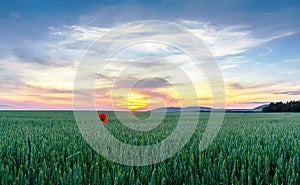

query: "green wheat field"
left=0, top=111, right=299, bottom=184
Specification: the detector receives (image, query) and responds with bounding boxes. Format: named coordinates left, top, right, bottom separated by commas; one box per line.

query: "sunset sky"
left=1, top=0, right=300, bottom=110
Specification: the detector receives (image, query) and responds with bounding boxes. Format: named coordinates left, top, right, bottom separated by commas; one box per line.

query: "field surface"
left=0, top=111, right=299, bottom=184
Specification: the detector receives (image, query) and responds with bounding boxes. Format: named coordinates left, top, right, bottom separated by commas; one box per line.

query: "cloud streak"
left=10, top=12, right=21, bottom=19
left=273, top=90, right=300, bottom=95
left=181, top=20, right=297, bottom=58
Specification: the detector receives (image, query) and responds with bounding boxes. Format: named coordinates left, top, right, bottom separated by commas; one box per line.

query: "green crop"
left=0, top=111, right=299, bottom=184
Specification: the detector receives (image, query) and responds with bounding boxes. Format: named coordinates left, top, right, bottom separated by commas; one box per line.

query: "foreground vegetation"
left=0, top=111, right=299, bottom=184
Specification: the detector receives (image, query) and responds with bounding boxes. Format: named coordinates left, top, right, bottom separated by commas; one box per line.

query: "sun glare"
left=127, top=92, right=149, bottom=111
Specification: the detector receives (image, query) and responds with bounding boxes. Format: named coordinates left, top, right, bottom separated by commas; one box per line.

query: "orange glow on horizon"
left=2, top=76, right=300, bottom=110
left=127, top=91, right=149, bottom=111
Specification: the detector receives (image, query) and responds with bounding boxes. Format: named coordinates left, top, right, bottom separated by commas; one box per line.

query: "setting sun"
left=127, top=92, right=149, bottom=111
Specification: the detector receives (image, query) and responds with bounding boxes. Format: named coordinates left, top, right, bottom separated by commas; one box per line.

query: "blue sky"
left=1, top=0, right=300, bottom=109
left=2, top=0, right=300, bottom=38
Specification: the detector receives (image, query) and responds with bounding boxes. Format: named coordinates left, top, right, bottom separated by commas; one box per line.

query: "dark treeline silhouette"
left=262, top=100, right=300, bottom=112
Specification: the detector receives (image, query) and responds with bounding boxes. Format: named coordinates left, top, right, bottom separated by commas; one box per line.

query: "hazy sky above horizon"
left=1, top=0, right=300, bottom=110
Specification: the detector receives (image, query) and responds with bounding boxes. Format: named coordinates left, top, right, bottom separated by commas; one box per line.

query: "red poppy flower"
left=98, top=113, right=108, bottom=124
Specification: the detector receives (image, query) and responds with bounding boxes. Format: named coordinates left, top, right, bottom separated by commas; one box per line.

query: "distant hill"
left=225, top=104, right=269, bottom=112
left=253, top=104, right=269, bottom=111
left=152, top=106, right=212, bottom=112
left=152, top=107, right=181, bottom=112
left=182, top=106, right=212, bottom=112
left=152, top=105, right=268, bottom=112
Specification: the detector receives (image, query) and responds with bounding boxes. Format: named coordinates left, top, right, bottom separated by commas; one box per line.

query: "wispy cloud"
left=114, top=77, right=171, bottom=89
left=48, top=25, right=110, bottom=48
left=227, top=81, right=275, bottom=91
left=0, top=104, right=11, bottom=108
left=259, top=47, right=273, bottom=56
left=273, top=90, right=300, bottom=95
left=13, top=48, right=50, bottom=65
left=180, top=20, right=296, bottom=58
left=49, top=21, right=297, bottom=60
left=241, top=101, right=270, bottom=104
left=281, top=58, right=300, bottom=63
left=228, top=82, right=244, bottom=90
left=10, top=12, right=21, bottom=19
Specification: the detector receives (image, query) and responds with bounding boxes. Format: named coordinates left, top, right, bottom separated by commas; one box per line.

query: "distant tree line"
left=262, top=100, right=300, bottom=112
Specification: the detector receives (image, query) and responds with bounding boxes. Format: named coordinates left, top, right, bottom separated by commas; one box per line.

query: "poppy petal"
left=98, top=113, right=108, bottom=124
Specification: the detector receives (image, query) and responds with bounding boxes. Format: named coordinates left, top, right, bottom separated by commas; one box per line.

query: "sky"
left=1, top=0, right=300, bottom=110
